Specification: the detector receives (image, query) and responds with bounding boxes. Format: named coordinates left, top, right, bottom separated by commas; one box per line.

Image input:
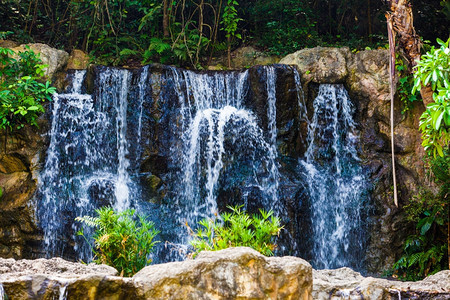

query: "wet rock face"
left=281, top=47, right=428, bottom=273
left=0, top=247, right=313, bottom=300
left=0, top=126, right=48, bottom=258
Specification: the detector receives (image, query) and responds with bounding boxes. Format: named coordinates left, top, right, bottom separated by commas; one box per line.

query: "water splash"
left=0, top=283, right=5, bottom=300
left=173, top=69, right=281, bottom=228
left=300, top=84, right=368, bottom=270
left=38, top=69, right=143, bottom=259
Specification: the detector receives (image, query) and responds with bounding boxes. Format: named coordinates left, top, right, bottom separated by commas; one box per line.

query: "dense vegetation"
left=76, top=207, right=159, bottom=276
left=0, top=0, right=448, bottom=67
left=189, top=205, right=283, bottom=257
left=0, top=46, right=55, bottom=132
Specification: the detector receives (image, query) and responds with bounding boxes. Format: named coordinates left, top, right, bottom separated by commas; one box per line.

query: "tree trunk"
left=386, top=13, right=399, bottom=207
left=163, top=0, right=169, bottom=37
left=227, top=35, right=231, bottom=69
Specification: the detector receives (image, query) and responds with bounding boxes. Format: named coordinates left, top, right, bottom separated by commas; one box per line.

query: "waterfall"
left=300, top=84, right=368, bottom=270
left=170, top=68, right=282, bottom=243
left=38, top=68, right=146, bottom=259
left=36, top=65, right=368, bottom=269
left=0, top=283, right=5, bottom=300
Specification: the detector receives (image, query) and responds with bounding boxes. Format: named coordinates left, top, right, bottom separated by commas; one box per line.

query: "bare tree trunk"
left=227, top=35, right=231, bottom=69
left=386, top=13, right=399, bottom=207
left=163, top=0, right=169, bottom=37
left=195, top=0, right=204, bottom=67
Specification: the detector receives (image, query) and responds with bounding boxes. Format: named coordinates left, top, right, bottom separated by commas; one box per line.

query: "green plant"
left=76, top=207, right=159, bottom=277
left=412, top=37, right=450, bottom=157
left=396, top=56, right=420, bottom=113
left=391, top=155, right=449, bottom=281
left=189, top=205, right=283, bottom=257
left=0, top=46, right=55, bottom=131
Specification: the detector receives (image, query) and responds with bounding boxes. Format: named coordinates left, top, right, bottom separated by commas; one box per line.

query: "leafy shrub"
left=76, top=207, right=159, bottom=277
left=396, top=56, right=420, bottom=113
left=391, top=155, right=449, bottom=281
left=0, top=46, right=55, bottom=131
left=189, top=205, right=283, bottom=257
left=412, top=37, right=450, bottom=157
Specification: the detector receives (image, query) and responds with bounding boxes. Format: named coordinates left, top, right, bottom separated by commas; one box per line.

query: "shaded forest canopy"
left=0, top=0, right=449, bottom=67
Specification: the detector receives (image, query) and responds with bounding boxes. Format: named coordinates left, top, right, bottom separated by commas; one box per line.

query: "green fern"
left=76, top=207, right=159, bottom=277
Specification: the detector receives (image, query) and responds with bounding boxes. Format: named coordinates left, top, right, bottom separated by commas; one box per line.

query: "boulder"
left=280, top=47, right=350, bottom=83
left=11, top=43, right=69, bottom=80
left=66, top=49, right=90, bottom=70
left=0, top=247, right=313, bottom=300
left=209, top=46, right=280, bottom=70
left=133, top=247, right=312, bottom=300
left=313, top=267, right=450, bottom=300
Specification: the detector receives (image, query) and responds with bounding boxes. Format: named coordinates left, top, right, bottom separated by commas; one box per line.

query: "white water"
left=38, top=69, right=143, bottom=259
left=301, top=84, right=368, bottom=270
left=0, top=283, right=5, bottom=300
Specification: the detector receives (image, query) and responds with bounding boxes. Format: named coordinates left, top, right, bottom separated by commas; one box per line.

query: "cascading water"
left=300, top=84, right=369, bottom=270
left=36, top=64, right=369, bottom=270
left=37, top=68, right=146, bottom=259
left=168, top=68, right=282, bottom=247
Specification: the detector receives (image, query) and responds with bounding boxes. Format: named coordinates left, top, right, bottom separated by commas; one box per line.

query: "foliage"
left=0, top=46, right=55, bottom=131
left=247, top=0, right=320, bottom=55
left=391, top=155, right=449, bottom=281
left=396, top=56, right=420, bottom=113
left=413, top=38, right=450, bottom=157
left=221, top=0, right=242, bottom=41
left=189, top=205, right=283, bottom=257
left=76, top=207, right=159, bottom=277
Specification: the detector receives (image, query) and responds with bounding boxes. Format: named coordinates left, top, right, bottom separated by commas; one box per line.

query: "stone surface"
left=66, top=49, right=90, bottom=70
left=280, top=47, right=350, bottom=83
left=10, top=43, right=69, bottom=80
left=313, top=267, right=450, bottom=300
left=0, top=247, right=313, bottom=300
left=210, top=46, right=280, bottom=70
left=0, top=124, right=48, bottom=259
left=1, top=251, right=448, bottom=300
left=133, top=247, right=312, bottom=300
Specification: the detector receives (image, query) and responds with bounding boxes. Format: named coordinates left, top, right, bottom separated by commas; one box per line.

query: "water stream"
left=300, top=84, right=368, bottom=270
left=37, top=66, right=369, bottom=271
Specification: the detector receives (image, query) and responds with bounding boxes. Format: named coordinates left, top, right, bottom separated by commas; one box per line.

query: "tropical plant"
left=221, top=0, right=242, bottom=68
left=76, top=207, right=159, bottom=277
left=412, top=37, right=450, bottom=157
left=189, top=205, right=283, bottom=257
left=396, top=56, right=420, bottom=113
left=391, top=155, right=449, bottom=280
left=0, top=46, right=55, bottom=132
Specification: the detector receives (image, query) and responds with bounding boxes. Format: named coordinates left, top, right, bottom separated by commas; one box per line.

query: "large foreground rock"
left=0, top=247, right=313, bottom=300
left=313, top=267, right=450, bottom=299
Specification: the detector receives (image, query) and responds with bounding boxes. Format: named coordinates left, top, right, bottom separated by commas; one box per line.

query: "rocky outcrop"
left=10, top=43, right=69, bottom=80
left=281, top=47, right=427, bottom=273
left=0, top=125, right=48, bottom=258
left=66, top=49, right=90, bottom=70
left=1, top=249, right=448, bottom=300
left=313, top=267, right=450, bottom=300
left=0, top=247, right=313, bottom=300
left=209, top=46, right=280, bottom=70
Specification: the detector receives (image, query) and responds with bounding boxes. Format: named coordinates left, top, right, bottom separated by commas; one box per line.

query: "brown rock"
left=313, top=268, right=450, bottom=300
left=66, top=49, right=90, bottom=70
left=133, top=247, right=313, bottom=300
left=10, top=43, right=69, bottom=80
left=280, top=47, right=350, bottom=83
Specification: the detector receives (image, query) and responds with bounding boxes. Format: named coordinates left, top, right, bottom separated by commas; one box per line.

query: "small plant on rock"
left=189, top=205, right=283, bottom=257
left=0, top=46, right=55, bottom=132
left=76, top=207, right=159, bottom=277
